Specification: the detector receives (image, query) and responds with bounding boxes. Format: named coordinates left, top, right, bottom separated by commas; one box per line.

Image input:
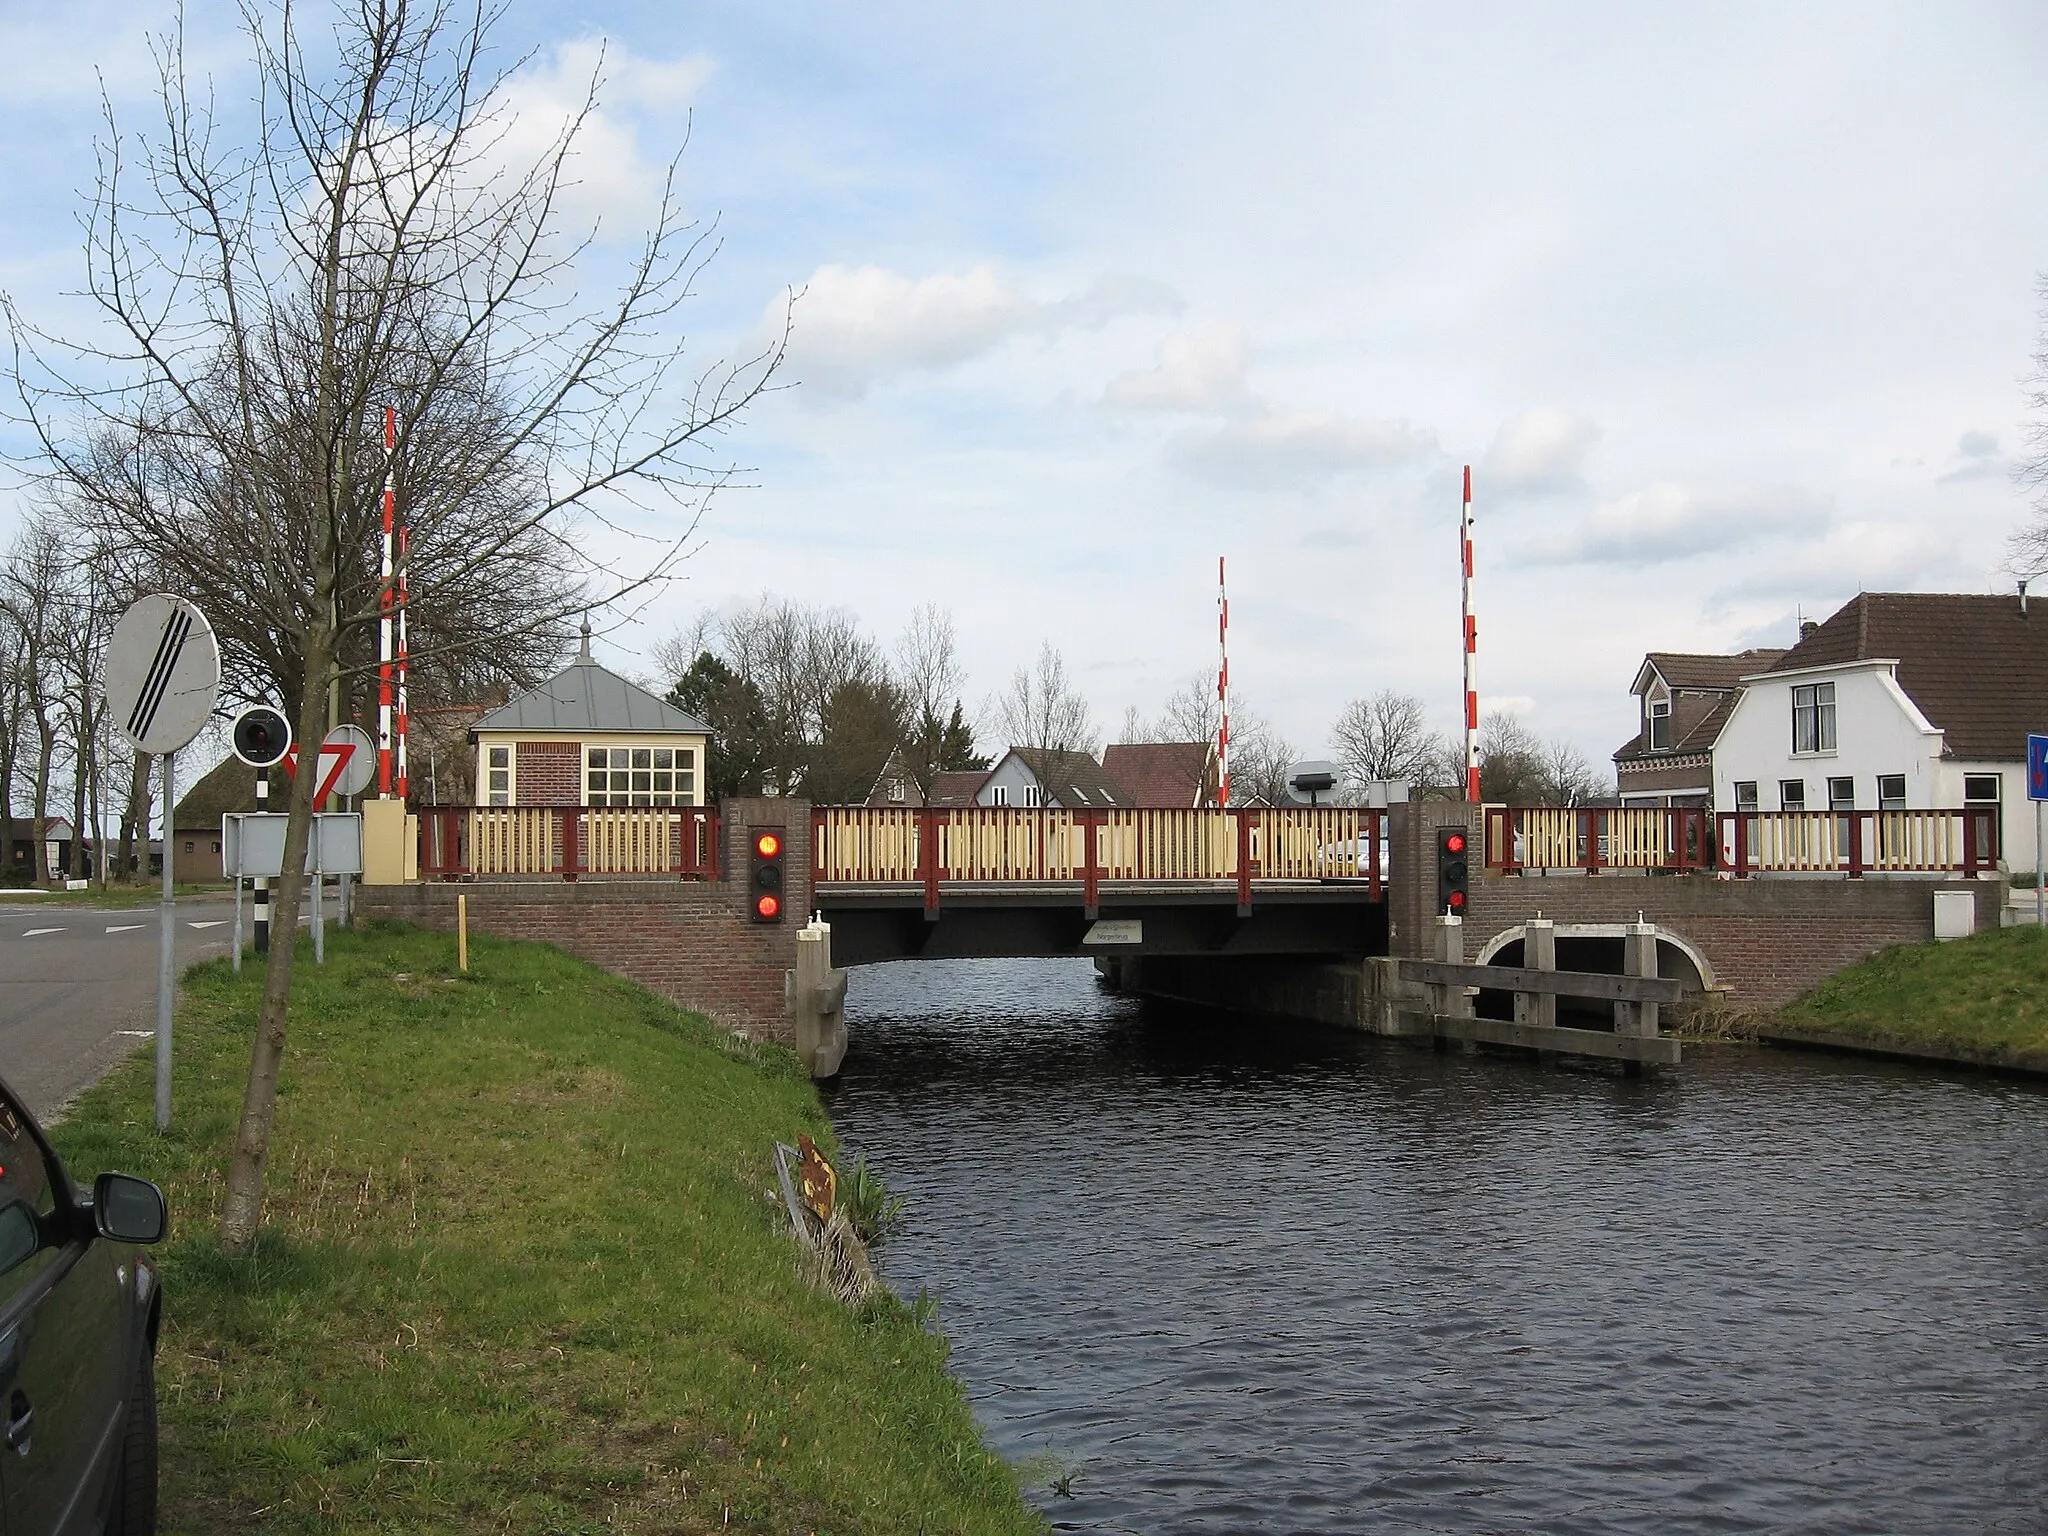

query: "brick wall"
left=1386, top=801, right=1997, bottom=1010
left=515, top=741, right=581, bottom=805
left=358, top=797, right=812, bottom=1039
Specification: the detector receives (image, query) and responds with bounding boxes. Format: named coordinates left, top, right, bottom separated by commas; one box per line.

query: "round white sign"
left=321, top=725, right=377, bottom=799
left=105, top=595, right=221, bottom=755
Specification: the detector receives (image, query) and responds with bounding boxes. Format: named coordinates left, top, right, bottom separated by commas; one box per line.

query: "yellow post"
left=457, top=893, right=469, bottom=973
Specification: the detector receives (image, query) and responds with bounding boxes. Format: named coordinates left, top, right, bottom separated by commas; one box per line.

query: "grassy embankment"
left=1, top=882, right=225, bottom=906
left=50, top=923, right=1042, bottom=1534
left=1768, top=923, right=2048, bottom=1072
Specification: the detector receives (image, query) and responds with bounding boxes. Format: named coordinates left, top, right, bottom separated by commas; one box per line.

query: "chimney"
left=1799, top=620, right=1819, bottom=641
left=2021, top=579, right=2030, bottom=618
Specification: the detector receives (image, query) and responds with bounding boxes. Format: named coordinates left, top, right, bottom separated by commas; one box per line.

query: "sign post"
left=104, top=596, right=220, bottom=1130
left=2028, top=734, right=2048, bottom=928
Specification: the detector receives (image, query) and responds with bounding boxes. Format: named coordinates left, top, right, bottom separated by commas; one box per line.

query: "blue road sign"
left=2030, top=734, right=2048, bottom=801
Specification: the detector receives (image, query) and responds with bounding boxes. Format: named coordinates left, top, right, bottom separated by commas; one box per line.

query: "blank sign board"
left=224, top=813, right=364, bottom=878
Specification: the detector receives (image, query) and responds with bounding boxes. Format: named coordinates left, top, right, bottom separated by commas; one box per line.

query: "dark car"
left=0, top=1074, right=165, bottom=1534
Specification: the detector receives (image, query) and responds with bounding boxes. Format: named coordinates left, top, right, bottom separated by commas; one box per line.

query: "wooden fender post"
left=1517, top=917, right=1557, bottom=1031
left=788, top=918, right=849, bottom=1079
left=1616, top=919, right=1659, bottom=1039
left=1429, top=914, right=1468, bottom=1050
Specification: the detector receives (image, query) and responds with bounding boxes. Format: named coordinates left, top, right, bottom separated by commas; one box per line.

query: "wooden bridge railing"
left=419, top=806, right=720, bottom=880
left=812, top=805, right=1384, bottom=912
left=1485, top=805, right=1998, bottom=877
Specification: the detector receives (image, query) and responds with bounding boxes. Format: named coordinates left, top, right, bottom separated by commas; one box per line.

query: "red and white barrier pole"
left=1217, top=555, right=1231, bottom=807
left=396, top=520, right=410, bottom=803
left=1461, top=465, right=1480, bottom=803
left=378, top=406, right=396, bottom=798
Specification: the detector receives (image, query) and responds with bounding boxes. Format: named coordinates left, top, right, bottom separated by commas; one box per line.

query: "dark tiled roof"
left=929, top=769, right=990, bottom=806
left=173, top=755, right=262, bottom=827
left=1613, top=693, right=1737, bottom=764
left=474, top=647, right=711, bottom=736
left=1642, top=649, right=1787, bottom=691
left=1102, top=742, right=1211, bottom=808
left=1767, top=592, right=2048, bottom=759
left=1007, top=748, right=1135, bottom=808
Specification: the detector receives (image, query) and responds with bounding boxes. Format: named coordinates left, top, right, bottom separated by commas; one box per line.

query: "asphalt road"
left=0, top=896, right=256, bottom=1119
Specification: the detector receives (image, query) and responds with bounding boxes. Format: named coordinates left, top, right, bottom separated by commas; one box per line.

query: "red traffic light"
left=755, top=893, right=781, bottom=919
left=1444, top=831, right=1466, bottom=855
left=1448, top=890, right=1466, bottom=909
left=755, top=831, right=782, bottom=858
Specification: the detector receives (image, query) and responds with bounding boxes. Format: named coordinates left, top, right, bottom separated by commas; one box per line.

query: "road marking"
left=187, top=920, right=229, bottom=930
left=113, top=1030, right=154, bottom=1038
left=105, top=924, right=146, bottom=934
left=21, top=928, right=65, bottom=938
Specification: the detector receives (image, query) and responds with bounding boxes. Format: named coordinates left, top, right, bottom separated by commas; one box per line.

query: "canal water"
left=823, top=958, right=2048, bottom=1534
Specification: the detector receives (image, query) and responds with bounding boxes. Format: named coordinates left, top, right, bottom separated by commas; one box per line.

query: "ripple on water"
left=823, top=958, right=2048, bottom=1533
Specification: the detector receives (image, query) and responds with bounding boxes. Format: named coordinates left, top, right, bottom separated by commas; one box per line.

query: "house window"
left=1648, top=699, right=1672, bottom=751
left=211, top=840, right=222, bottom=853
left=888, top=779, right=906, bottom=803
left=183, top=840, right=194, bottom=853
left=1964, top=773, right=2001, bottom=806
left=1734, top=781, right=1759, bottom=813
left=989, top=784, right=1010, bottom=806
left=487, top=745, right=511, bottom=806
left=1791, top=682, right=1836, bottom=754
left=1828, top=777, right=1855, bottom=812
left=1780, top=779, right=1806, bottom=811
left=1023, top=784, right=1043, bottom=808
left=1878, top=774, right=1906, bottom=811
left=585, top=745, right=694, bottom=807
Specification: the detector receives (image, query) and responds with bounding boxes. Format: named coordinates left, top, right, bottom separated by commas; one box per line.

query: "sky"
left=3, top=1, right=2045, bottom=775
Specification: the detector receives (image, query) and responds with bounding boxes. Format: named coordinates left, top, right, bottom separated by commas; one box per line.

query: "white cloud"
left=1937, top=428, right=2007, bottom=484
left=1481, top=408, right=1603, bottom=495
left=779, top=263, right=1178, bottom=397
left=1170, top=410, right=1439, bottom=489
left=1101, top=323, right=1253, bottom=413
left=1528, top=482, right=1824, bottom=566
left=489, top=38, right=712, bottom=234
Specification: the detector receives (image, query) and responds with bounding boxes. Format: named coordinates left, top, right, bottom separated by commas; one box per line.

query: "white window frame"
left=1791, top=681, right=1837, bottom=755
left=989, top=784, right=1009, bottom=806
left=1780, top=779, right=1806, bottom=812
left=1877, top=774, right=1906, bottom=811
left=1648, top=698, right=1672, bottom=751
left=1734, top=781, right=1759, bottom=813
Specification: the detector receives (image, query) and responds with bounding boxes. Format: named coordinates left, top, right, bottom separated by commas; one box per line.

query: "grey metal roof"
left=473, top=639, right=712, bottom=736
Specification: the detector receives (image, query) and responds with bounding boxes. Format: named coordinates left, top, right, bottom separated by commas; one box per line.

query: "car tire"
left=111, top=1347, right=158, bottom=1536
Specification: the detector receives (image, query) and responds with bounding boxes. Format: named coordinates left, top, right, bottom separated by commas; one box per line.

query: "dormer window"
left=1648, top=699, right=1672, bottom=751
left=1792, top=682, right=1836, bottom=754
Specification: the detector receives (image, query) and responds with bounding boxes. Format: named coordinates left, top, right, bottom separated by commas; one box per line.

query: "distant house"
left=1612, top=649, right=1786, bottom=808
left=974, top=748, right=1133, bottom=810
left=1101, top=741, right=1216, bottom=809
left=470, top=625, right=712, bottom=808
left=1713, top=591, right=2048, bottom=868
left=171, top=756, right=261, bottom=883
left=864, top=752, right=991, bottom=807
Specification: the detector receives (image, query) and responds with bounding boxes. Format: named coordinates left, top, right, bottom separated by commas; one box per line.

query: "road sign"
left=320, top=725, right=376, bottom=801
left=105, top=595, right=219, bottom=755
left=2029, top=734, right=2048, bottom=801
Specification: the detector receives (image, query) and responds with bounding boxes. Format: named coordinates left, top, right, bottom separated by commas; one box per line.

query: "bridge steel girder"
left=814, top=885, right=1387, bottom=967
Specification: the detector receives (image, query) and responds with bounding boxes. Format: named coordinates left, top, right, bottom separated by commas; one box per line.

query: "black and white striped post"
left=229, top=706, right=294, bottom=962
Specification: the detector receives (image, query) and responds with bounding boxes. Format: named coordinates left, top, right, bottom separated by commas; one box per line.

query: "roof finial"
left=578, top=615, right=593, bottom=663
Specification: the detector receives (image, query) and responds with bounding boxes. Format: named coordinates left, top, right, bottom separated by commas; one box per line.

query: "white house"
left=1711, top=592, right=2048, bottom=870
left=1613, top=649, right=1785, bottom=807
left=974, top=748, right=1133, bottom=809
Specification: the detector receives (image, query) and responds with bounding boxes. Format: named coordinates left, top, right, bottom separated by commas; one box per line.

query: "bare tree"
left=1538, top=737, right=1606, bottom=807
left=893, top=603, right=969, bottom=800
left=0, top=521, right=70, bottom=884
left=7, top=2, right=786, bottom=1255
left=993, top=642, right=1098, bottom=757
left=1230, top=726, right=1297, bottom=805
left=1330, top=689, right=1446, bottom=786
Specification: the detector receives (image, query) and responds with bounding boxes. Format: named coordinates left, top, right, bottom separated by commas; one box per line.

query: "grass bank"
left=0, top=882, right=225, bottom=907
left=50, top=923, right=1042, bottom=1534
left=1767, top=924, right=2048, bottom=1073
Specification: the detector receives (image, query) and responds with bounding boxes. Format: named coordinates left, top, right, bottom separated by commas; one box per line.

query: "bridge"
left=373, top=798, right=2003, bottom=1074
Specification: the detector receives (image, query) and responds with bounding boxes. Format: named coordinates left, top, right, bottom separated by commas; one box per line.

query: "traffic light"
left=230, top=705, right=293, bottom=768
left=749, top=828, right=786, bottom=923
left=1436, top=825, right=1470, bottom=916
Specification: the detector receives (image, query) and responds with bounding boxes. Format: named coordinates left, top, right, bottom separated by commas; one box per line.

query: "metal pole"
left=2036, top=799, right=2043, bottom=929
left=155, top=750, right=175, bottom=1130
left=254, top=766, right=270, bottom=953
left=232, top=873, right=243, bottom=973
left=1217, top=556, right=1231, bottom=806
left=312, top=857, right=324, bottom=965
left=1461, top=466, right=1480, bottom=803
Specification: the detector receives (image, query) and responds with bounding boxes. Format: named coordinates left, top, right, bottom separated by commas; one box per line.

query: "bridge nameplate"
left=1083, top=919, right=1143, bottom=946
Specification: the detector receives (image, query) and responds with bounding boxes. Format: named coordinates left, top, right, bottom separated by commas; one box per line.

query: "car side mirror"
left=93, top=1174, right=166, bottom=1244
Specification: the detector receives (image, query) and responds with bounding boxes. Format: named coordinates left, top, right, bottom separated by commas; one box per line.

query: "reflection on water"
left=823, top=958, right=2048, bottom=1534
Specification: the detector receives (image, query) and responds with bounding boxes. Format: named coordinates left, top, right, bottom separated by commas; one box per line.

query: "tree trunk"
left=118, top=749, right=151, bottom=882
left=219, top=618, right=332, bottom=1257
left=32, top=736, right=54, bottom=886
left=68, top=748, right=86, bottom=880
